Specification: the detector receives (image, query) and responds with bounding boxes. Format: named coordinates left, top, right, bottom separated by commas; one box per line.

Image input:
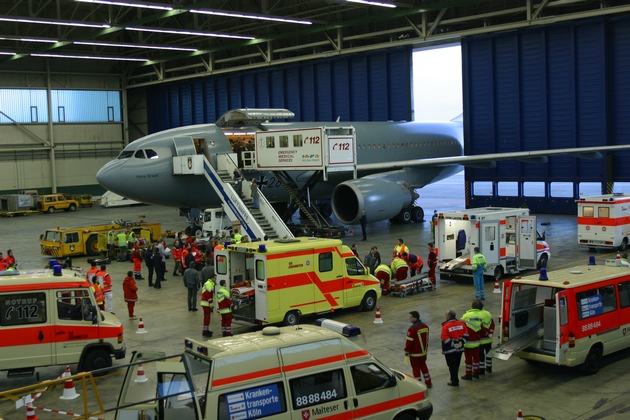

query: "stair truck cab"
left=0, top=268, right=125, bottom=375
left=115, top=322, right=432, bottom=420
left=436, top=207, right=550, bottom=280
left=493, top=259, right=630, bottom=374
left=577, top=193, right=630, bottom=250
left=215, top=237, right=381, bottom=326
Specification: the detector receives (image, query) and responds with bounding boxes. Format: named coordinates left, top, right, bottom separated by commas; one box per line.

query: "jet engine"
left=331, top=178, right=415, bottom=224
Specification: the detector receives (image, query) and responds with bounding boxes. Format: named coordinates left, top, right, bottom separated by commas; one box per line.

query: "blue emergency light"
left=48, top=259, right=58, bottom=269
left=53, top=265, right=62, bottom=276
left=258, top=244, right=267, bottom=253
left=539, top=268, right=548, bottom=281
left=315, top=319, right=361, bottom=337
left=589, top=256, right=597, bottom=265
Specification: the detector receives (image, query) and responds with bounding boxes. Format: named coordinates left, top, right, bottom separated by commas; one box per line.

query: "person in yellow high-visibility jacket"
left=471, top=247, right=487, bottom=301
left=217, top=280, right=233, bottom=337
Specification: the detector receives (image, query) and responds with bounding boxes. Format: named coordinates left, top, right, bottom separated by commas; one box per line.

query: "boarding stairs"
left=172, top=148, right=293, bottom=241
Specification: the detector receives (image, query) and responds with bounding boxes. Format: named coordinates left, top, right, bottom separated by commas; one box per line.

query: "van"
left=116, top=321, right=432, bottom=420
left=0, top=269, right=125, bottom=374
left=577, top=193, right=630, bottom=250
left=493, top=259, right=630, bottom=374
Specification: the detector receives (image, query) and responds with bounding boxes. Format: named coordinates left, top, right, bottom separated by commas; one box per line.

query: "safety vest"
left=393, top=243, right=409, bottom=259
left=200, top=279, right=216, bottom=307
left=461, top=308, right=483, bottom=348
left=233, top=232, right=243, bottom=243
left=91, top=283, right=104, bottom=304
left=479, top=309, right=495, bottom=345
left=86, top=266, right=99, bottom=282
left=96, top=270, right=112, bottom=293
left=391, top=257, right=408, bottom=273
left=127, top=231, right=135, bottom=242
left=471, top=253, right=487, bottom=272
left=117, top=232, right=127, bottom=247
left=405, top=321, right=429, bottom=357
left=216, top=286, right=232, bottom=314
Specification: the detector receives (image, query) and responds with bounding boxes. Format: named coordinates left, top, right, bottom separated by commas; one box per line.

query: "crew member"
left=217, top=280, right=233, bottom=336
left=374, top=264, right=392, bottom=295
left=200, top=274, right=216, bottom=337
left=116, top=230, right=128, bottom=261
left=391, top=256, right=409, bottom=281
left=471, top=247, right=487, bottom=300
left=402, top=252, right=424, bottom=277
left=478, top=301, right=495, bottom=375
left=85, top=261, right=99, bottom=283
left=461, top=299, right=483, bottom=380
left=96, top=264, right=114, bottom=314
left=393, top=238, right=410, bottom=259
left=91, top=277, right=105, bottom=311
left=441, top=309, right=468, bottom=387
left=427, top=243, right=438, bottom=288
left=404, top=311, right=432, bottom=388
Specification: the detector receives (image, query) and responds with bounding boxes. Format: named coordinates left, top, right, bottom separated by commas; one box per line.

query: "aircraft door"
left=480, top=221, right=499, bottom=266
left=254, top=255, right=268, bottom=323
left=517, top=216, right=537, bottom=270
left=172, top=137, right=197, bottom=156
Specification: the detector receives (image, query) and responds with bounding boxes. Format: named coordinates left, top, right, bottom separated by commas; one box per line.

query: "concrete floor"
left=1, top=176, right=629, bottom=420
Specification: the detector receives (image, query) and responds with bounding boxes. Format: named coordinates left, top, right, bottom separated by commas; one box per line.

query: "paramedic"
left=478, top=301, right=495, bottom=375
left=217, top=280, right=233, bottom=336
left=461, top=299, right=483, bottom=380
left=374, top=264, right=392, bottom=295
left=404, top=311, right=432, bottom=388
left=471, top=247, right=487, bottom=300
left=441, top=309, right=468, bottom=387
left=427, top=243, right=438, bottom=288
left=393, top=238, right=410, bottom=259
left=200, top=274, right=216, bottom=337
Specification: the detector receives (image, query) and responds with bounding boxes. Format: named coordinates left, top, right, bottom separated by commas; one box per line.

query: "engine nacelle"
left=331, top=178, right=414, bottom=224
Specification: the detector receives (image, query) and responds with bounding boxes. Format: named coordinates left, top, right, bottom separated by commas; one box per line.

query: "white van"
left=0, top=269, right=125, bottom=374
left=116, top=321, right=432, bottom=420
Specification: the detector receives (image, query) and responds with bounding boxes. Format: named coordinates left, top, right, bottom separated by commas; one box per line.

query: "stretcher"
left=388, top=273, right=434, bottom=297
left=231, top=281, right=255, bottom=308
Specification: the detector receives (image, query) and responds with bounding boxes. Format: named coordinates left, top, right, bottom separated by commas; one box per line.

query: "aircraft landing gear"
left=390, top=205, right=424, bottom=224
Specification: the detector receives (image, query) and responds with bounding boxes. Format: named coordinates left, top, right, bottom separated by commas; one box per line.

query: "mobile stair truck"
left=577, top=193, right=630, bottom=251
left=436, top=207, right=551, bottom=281
left=215, top=237, right=382, bottom=326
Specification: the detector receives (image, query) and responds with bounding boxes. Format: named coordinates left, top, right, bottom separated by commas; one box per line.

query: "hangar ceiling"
left=1, top=0, right=629, bottom=88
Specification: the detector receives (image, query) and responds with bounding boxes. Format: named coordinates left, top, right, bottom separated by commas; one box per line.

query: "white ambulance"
left=436, top=207, right=550, bottom=280
left=577, top=193, right=630, bottom=250
left=0, top=269, right=125, bottom=374
left=493, top=259, right=630, bottom=374
left=115, top=321, right=433, bottom=420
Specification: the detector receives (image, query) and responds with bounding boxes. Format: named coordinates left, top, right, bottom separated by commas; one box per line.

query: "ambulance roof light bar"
left=315, top=319, right=361, bottom=337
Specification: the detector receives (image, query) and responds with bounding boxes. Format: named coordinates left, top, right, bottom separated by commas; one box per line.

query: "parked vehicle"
left=577, top=193, right=630, bottom=250
left=37, top=194, right=79, bottom=213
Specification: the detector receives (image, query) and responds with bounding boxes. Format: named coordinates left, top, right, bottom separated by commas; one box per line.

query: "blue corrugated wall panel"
left=463, top=16, right=630, bottom=213
left=146, top=47, right=411, bottom=130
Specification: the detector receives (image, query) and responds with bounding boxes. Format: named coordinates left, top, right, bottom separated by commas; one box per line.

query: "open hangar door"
left=462, top=16, right=630, bottom=215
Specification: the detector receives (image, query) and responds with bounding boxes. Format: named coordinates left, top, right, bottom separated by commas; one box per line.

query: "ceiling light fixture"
left=75, top=0, right=173, bottom=11
left=0, top=36, right=59, bottom=43
left=75, top=40, right=197, bottom=52
left=126, top=26, right=254, bottom=40
left=0, top=51, right=16, bottom=56
left=31, top=53, right=148, bottom=62
left=189, top=9, right=312, bottom=25
left=0, top=16, right=110, bottom=29
left=346, top=0, right=396, bottom=8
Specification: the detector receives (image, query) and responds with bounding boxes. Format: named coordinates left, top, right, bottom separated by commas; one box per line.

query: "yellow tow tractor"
left=39, top=219, right=163, bottom=258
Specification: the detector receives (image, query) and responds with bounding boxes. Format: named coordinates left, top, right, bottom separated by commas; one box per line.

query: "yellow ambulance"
left=0, top=268, right=125, bottom=374
left=116, top=322, right=433, bottom=420
left=215, top=237, right=382, bottom=325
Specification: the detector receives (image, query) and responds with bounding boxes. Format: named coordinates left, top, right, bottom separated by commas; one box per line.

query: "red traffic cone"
left=616, top=252, right=622, bottom=266
left=136, top=317, right=147, bottom=334
left=492, top=279, right=501, bottom=294
left=25, top=401, right=38, bottom=420
left=373, top=307, right=384, bottom=324
left=516, top=409, right=523, bottom=420
left=134, top=364, right=149, bottom=383
left=59, top=366, right=80, bottom=400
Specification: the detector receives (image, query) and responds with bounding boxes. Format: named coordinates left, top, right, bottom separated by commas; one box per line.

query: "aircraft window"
left=293, top=134, right=303, bottom=147
left=265, top=136, right=275, bottom=148
left=279, top=135, right=289, bottom=148
left=582, top=206, right=594, bottom=217
left=117, top=151, right=134, bottom=159
left=145, top=149, right=158, bottom=159
left=134, top=150, right=146, bottom=159
left=598, top=207, right=610, bottom=218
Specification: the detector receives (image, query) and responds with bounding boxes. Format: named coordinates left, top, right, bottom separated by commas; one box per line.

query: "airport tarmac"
left=1, top=175, right=629, bottom=420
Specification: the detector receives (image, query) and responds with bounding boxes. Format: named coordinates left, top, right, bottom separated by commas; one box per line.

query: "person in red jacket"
left=123, top=270, right=139, bottom=320
left=402, top=252, right=424, bottom=277
left=427, top=243, right=438, bottom=288
left=171, top=242, right=183, bottom=276
left=131, top=246, right=144, bottom=280
left=96, top=265, right=114, bottom=314
left=91, top=277, right=105, bottom=311
left=200, top=274, right=216, bottom=337
left=86, top=261, right=99, bottom=283
left=404, top=311, right=432, bottom=388
left=441, top=309, right=468, bottom=386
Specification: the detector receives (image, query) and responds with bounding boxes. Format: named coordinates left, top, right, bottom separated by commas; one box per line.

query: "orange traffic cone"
left=516, top=409, right=523, bottom=420
left=25, top=401, right=38, bottom=420
left=616, top=252, right=622, bottom=266
left=136, top=317, right=147, bottom=334
left=492, top=279, right=501, bottom=294
left=134, top=364, right=149, bottom=383
left=59, top=366, right=80, bottom=400
left=373, top=307, right=384, bottom=324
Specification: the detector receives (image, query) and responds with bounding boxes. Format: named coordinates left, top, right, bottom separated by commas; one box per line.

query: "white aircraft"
left=96, top=108, right=629, bottom=226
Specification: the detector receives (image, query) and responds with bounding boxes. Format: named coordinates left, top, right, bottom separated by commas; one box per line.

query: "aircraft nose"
left=96, top=159, right=127, bottom=193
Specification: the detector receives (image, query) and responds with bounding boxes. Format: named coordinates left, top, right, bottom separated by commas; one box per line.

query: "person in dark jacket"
left=152, top=248, right=165, bottom=289
left=143, top=245, right=154, bottom=287
left=183, top=262, right=201, bottom=311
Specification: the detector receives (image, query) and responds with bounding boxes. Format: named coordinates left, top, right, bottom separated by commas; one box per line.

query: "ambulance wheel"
left=394, top=412, right=417, bottom=420
left=86, top=236, right=100, bottom=256
left=620, top=238, right=628, bottom=251
left=493, top=266, right=504, bottom=282
left=82, top=348, right=112, bottom=372
left=537, top=254, right=548, bottom=269
left=361, top=291, right=377, bottom=312
left=581, top=345, right=603, bottom=374
left=283, top=310, right=301, bottom=326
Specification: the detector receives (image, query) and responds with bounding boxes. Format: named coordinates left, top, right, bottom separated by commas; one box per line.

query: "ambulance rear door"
left=253, top=254, right=268, bottom=322
left=555, top=290, right=569, bottom=365
left=479, top=221, right=500, bottom=267
left=517, top=216, right=537, bottom=270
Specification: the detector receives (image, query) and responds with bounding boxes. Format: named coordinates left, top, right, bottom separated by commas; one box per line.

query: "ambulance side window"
left=350, top=363, right=393, bottom=394
left=582, top=206, right=594, bottom=217
left=256, top=259, right=265, bottom=281
left=216, top=255, right=227, bottom=275
left=576, top=285, right=617, bottom=320
left=218, top=382, right=287, bottom=419
left=618, top=281, right=630, bottom=308
left=289, top=369, right=346, bottom=409
left=0, top=292, right=46, bottom=326
left=319, top=252, right=333, bottom=273
left=598, top=207, right=610, bottom=218
left=57, top=290, right=94, bottom=321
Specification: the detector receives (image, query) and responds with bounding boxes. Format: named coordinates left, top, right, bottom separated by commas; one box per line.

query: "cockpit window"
left=117, top=151, right=134, bottom=159
left=134, top=150, right=146, bottom=159
left=145, top=149, right=158, bottom=159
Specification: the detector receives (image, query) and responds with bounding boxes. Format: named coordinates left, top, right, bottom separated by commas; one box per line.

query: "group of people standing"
left=0, top=249, right=17, bottom=271
left=404, top=299, right=495, bottom=389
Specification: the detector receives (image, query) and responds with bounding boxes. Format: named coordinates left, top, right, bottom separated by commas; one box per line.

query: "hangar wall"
left=146, top=47, right=412, bottom=131
left=463, top=16, right=630, bottom=214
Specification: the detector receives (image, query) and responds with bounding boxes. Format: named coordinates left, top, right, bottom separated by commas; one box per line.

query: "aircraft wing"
left=356, top=144, right=630, bottom=171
